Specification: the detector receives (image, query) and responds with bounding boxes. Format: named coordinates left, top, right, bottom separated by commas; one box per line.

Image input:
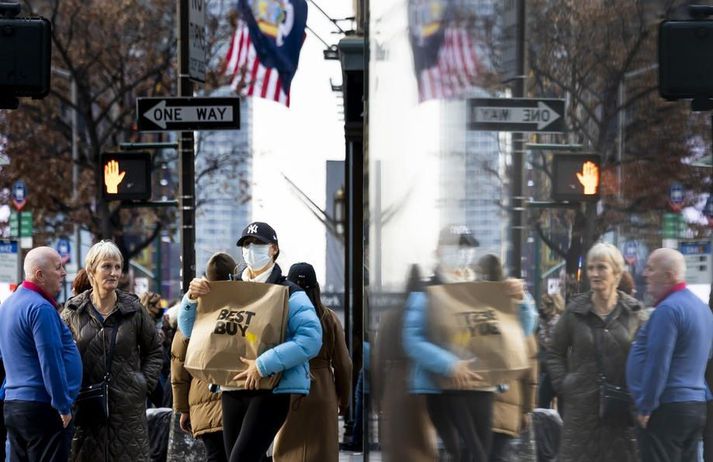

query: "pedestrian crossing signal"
left=100, top=152, right=152, bottom=201
left=552, top=154, right=601, bottom=201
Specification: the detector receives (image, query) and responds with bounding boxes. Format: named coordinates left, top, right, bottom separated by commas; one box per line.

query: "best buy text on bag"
left=184, top=281, right=289, bottom=389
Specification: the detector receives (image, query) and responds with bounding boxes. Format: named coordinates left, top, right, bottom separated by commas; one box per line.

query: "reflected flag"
left=408, top=0, right=482, bottom=102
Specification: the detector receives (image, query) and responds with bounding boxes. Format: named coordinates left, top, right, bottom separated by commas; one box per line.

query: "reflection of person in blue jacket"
left=403, top=226, right=537, bottom=462
left=178, top=222, right=322, bottom=462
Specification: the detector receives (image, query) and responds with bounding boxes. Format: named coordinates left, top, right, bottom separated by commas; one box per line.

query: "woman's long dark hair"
left=304, top=284, right=327, bottom=320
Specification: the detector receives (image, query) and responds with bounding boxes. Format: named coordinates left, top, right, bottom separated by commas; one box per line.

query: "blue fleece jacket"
left=0, top=286, right=82, bottom=415
left=626, top=288, right=713, bottom=416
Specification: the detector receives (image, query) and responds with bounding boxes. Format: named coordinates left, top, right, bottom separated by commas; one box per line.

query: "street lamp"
left=333, top=185, right=345, bottom=236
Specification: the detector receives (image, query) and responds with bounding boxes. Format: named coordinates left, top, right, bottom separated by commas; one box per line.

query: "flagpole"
left=178, top=0, right=196, bottom=291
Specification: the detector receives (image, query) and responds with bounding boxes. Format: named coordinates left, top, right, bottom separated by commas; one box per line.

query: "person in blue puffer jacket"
left=403, top=226, right=538, bottom=462
left=178, top=221, right=322, bottom=462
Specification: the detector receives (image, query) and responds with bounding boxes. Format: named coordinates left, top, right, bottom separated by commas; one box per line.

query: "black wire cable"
left=306, top=0, right=346, bottom=33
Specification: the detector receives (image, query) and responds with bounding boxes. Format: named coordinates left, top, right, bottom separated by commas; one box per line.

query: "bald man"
left=626, top=248, right=713, bottom=462
left=0, top=247, right=82, bottom=462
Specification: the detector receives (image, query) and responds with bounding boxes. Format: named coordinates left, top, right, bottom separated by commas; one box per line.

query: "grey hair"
left=85, top=240, right=123, bottom=274
left=587, top=242, right=626, bottom=276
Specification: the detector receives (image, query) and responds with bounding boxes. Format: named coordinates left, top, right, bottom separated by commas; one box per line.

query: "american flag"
left=224, top=20, right=291, bottom=107
left=417, top=24, right=482, bottom=102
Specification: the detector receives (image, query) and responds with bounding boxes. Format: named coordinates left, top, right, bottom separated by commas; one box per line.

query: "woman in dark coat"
left=546, top=243, right=644, bottom=462
left=63, top=241, right=163, bottom=461
left=273, top=262, right=352, bottom=462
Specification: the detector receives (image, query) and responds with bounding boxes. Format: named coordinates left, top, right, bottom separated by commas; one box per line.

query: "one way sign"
left=468, top=97, right=566, bottom=133
left=136, top=97, right=241, bottom=131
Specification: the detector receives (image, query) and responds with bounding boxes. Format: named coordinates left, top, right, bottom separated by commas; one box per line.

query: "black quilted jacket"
left=62, top=289, right=163, bottom=462
left=546, top=291, right=644, bottom=462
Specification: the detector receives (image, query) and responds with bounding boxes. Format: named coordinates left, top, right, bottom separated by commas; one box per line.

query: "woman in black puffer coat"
left=63, top=241, right=163, bottom=461
left=546, top=243, right=644, bottom=462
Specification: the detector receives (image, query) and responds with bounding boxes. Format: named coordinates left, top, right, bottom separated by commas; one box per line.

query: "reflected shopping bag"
left=427, top=281, right=530, bottom=389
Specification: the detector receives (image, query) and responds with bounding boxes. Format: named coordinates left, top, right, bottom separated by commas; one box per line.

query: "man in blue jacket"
left=0, top=247, right=83, bottom=462
left=626, top=247, right=713, bottom=462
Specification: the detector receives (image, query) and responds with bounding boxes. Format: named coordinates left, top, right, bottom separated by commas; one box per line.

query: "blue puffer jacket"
left=176, top=264, right=322, bottom=395
left=403, top=288, right=538, bottom=394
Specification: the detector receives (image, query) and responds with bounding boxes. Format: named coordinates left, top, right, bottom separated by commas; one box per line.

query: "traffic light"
left=100, top=152, right=152, bottom=201
left=552, top=154, right=601, bottom=202
left=659, top=20, right=713, bottom=100
left=0, top=16, right=51, bottom=100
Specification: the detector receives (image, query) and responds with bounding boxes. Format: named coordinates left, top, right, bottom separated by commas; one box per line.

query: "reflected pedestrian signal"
left=100, top=152, right=152, bottom=201
left=552, top=154, right=601, bottom=201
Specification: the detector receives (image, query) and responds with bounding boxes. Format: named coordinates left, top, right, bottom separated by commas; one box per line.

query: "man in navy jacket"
left=627, top=248, right=713, bottom=462
left=0, top=247, right=83, bottom=462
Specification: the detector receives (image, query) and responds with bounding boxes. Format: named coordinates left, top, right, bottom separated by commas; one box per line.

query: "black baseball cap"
left=236, top=221, right=278, bottom=247
left=287, top=262, right=318, bottom=291
left=438, top=224, right=479, bottom=247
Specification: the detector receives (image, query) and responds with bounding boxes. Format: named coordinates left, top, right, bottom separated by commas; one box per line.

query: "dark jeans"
left=221, top=390, right=290, bottom=462
left=488, top=432, right=513, bottom=462
left=0, top=399, right=5, bottom=462
left=4, top=400, right=72, bottom=462
left=426, top=391, right=494, bottom=462
left=704, top=400, right=713, bottom=462
left=200, top=431, right=227, bottom=462
left=637, top=401, right=706, bottom=462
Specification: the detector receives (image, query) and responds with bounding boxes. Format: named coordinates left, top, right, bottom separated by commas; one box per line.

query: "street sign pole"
left=511, top=0, right=526, bottom=278
left=178, top=0, right=196, bottom=291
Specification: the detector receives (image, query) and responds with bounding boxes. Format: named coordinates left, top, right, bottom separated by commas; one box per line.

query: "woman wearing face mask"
left=176, top=222, right=322, bottom=462
left=403, top=226, right=534, bottom=462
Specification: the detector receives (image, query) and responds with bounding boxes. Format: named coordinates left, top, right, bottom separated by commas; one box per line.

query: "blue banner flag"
left=238, top=0, right=308, bottom=94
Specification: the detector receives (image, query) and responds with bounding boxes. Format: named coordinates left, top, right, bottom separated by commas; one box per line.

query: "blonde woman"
left=63, top=240, right=163, bottom=461
left=546, top=243, right=644, bottom=462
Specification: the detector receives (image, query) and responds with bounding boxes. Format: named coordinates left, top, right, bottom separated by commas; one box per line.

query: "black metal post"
left=178, top=0, right=196, bottom=290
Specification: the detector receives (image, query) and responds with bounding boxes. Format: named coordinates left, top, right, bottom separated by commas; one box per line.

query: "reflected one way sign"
left=136, top=97, right=241, bottom=131
left=468, top=97, right=566, bottom=132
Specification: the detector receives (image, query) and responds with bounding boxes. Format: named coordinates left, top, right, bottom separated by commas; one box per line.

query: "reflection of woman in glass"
left=403, top=226, right=536, bottom=461
left=546, top=243, right=643, bottom=462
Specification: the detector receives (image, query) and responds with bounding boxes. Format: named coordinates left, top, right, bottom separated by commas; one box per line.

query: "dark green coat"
left=546, top=291, right=644, bottom=462
left=63, top=289, right=163, bottom=462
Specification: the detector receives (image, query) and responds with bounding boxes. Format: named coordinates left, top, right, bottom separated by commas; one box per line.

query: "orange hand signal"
left=104, top=160, right=126, bottom=194
left=576, top=161, right=599, bottom=195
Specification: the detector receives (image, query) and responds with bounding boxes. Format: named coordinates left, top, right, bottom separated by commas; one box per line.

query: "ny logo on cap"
left=247, top=224, right=259, bottom=234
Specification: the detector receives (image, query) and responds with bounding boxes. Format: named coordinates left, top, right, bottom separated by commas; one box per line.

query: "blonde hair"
left=587, top=242, right=625, bottom=277
left=85, top=240, right=123, bottom=275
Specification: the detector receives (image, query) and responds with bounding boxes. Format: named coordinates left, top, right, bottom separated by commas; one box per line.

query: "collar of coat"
left=64, top=289, right=143, bottom=316
left=567, top=290, right=643, bottom=316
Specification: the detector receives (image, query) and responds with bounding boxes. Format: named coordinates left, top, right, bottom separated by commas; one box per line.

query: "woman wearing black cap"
left=272, top=262, right=352, bottom=462
left=180, top=222, right=322, bottom=462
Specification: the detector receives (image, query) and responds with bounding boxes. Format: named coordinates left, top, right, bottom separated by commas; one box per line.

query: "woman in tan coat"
left=170, top=252, right=236, bottom=462
left=273, top=262, right=352, bottom=462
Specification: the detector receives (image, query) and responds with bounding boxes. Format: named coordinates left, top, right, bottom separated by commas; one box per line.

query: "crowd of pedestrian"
left=0, top=222, right=712, bottom=462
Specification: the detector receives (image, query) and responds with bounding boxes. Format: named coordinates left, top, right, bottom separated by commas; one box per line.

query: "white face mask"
left=439, top=245, right=476, bottom=271
left=242, top=243, right=272, bottom=270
